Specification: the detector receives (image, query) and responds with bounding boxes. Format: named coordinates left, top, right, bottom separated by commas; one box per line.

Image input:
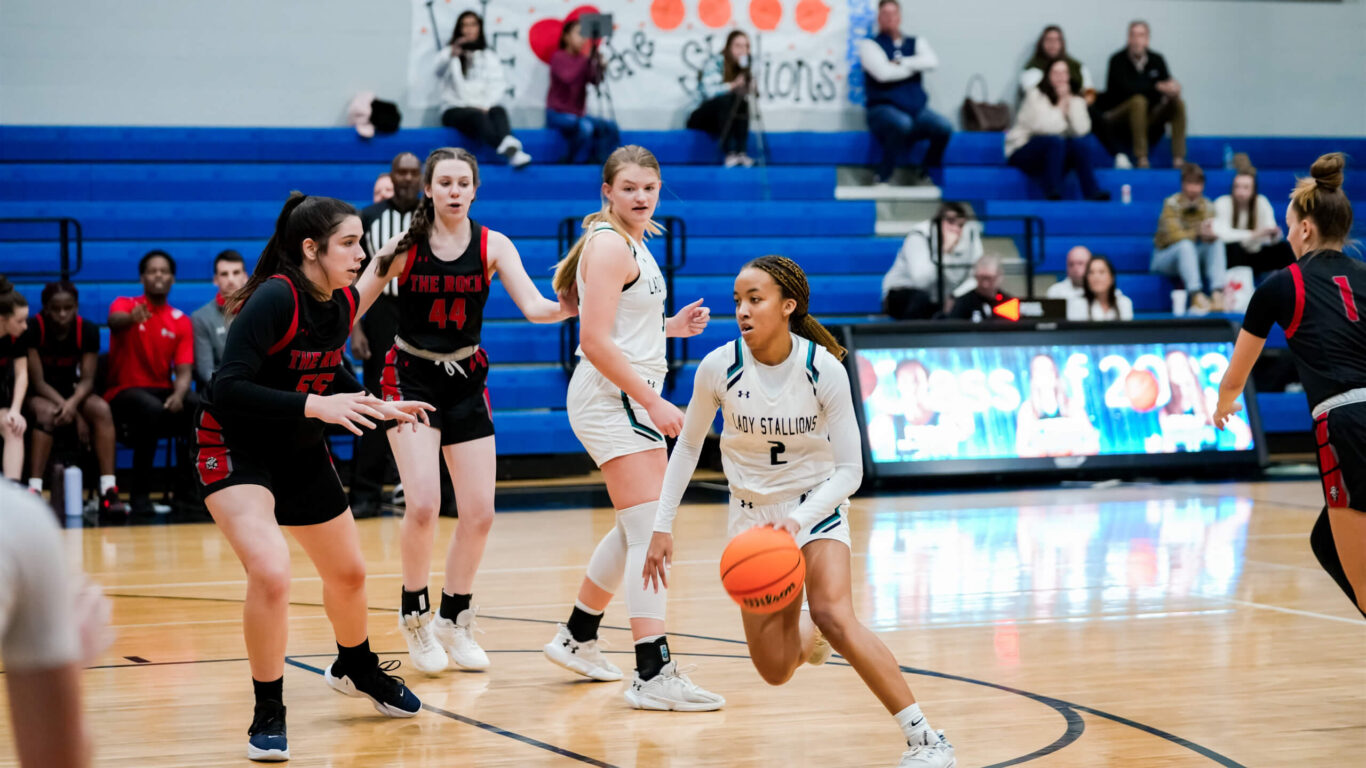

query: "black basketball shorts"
left=380, top=345, right=494, bottom=447
left=1314, top=402, right=1366, bottom=510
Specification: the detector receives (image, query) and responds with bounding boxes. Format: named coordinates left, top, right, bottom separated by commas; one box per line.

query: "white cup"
left=1170, top=289, right=1188, bottom=317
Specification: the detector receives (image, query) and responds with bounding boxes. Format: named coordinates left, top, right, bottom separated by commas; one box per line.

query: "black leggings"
left=688, top=93, right=749, bottom=155
left=442, top=106, right=512, bottom=150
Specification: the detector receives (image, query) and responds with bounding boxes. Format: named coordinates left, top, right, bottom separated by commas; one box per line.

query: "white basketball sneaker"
left=398, top=610, right=448, bottom=675
left=433, top=607, right=490, bottom=671
left=624, top=661, right=725, bottom=712
left=898, top=730, right=955, bottom=768
left=543, top=624, right=622, bottom=681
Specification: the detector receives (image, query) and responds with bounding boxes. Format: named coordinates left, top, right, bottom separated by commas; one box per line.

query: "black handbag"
left=960, top=75, right=1010, bottom=132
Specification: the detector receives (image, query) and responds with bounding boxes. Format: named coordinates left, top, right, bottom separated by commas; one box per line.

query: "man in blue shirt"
left=859, top=0, right=953, bottom=185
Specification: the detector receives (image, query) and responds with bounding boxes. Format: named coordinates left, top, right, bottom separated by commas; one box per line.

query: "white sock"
left=573, top=600, right=603, bottom=616
left=100, top=475, right=117, bottom=494
left=635, top=634, right=664, bottom=645
left=28, top=477, right=43, bottom=492
left=895, top=703, right=933, bottom=746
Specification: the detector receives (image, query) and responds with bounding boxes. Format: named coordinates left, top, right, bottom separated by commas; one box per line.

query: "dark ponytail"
left=228, top=192, right=359, bottom=315
left=744, top=255, right=847, bottom=361
left=377, top=147, right=480, bottom=277
left=0, top=275, right=29, bottom=318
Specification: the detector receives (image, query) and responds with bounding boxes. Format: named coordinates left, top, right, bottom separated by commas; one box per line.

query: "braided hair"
left=744, top=255, right=847, bottom=361
left=377, top=147, right=480, bottom=277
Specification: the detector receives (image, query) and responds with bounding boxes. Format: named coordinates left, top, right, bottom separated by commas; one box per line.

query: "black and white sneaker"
left=324, top=658, right=421, bottom=717
left=246, top=700, right=289, bottom=762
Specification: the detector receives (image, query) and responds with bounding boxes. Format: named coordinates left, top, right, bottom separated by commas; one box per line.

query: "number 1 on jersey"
left=428, top=298, right=467, bottom=329
left=1332, top=276, right=1360, bottom=322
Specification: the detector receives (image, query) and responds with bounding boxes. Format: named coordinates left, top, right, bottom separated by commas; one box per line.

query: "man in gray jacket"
left=190, top=250, right=247, bottom=390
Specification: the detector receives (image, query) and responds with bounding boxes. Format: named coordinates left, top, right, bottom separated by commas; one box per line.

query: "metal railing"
left=557, top=215, right=688, bottom=392
left=0, top=217, right=84, bottom=279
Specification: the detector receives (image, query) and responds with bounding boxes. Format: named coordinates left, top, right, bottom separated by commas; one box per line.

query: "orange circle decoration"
left=795, top=0, right=830, bottom=33
left=698, top=0, right=732, bottom=29
left=651, top=0, right=685, bottom=30
left=749, top=0, right=781, bottom=32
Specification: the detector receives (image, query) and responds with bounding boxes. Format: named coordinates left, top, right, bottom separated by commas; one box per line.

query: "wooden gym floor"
left=1, top=478, right=1362, bottom=767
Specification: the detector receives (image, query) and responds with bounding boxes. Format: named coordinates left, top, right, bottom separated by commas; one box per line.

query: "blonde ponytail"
left=745, top=255, right=847, bottom=361
left=553, top=145, right=665, bottom=295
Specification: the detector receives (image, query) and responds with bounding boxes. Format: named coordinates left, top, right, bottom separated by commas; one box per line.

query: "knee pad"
left=620, top=500, right=668, bottom=620
left=585, top=524, right=627, bottom=594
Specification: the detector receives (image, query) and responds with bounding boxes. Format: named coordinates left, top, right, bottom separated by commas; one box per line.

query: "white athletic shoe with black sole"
left=543, top=624, right=623, bottom=681
left=324, top=659, right=421, bottom=718
left=623, top=661, right=725, bottom=711
left=399, top=610, right=449, bottom=675
left=433, top=607, right=490, bottom=670
left=898, top=730, right=955, bottom=768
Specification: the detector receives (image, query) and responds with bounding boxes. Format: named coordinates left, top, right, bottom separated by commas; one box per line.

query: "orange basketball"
left=720, top=527, right=805, bottom=614
left=1125, top=368, right=1160, bottom=412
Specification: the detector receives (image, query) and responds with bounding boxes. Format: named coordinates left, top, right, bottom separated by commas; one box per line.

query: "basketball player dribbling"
left=1215, top=153, right=1366, bottom=619
left=644, top=257, right=957, bottom=767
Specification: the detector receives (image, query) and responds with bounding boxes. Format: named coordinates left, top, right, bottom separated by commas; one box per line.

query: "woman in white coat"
left=437, top=11, right=532, bottom=167
left=1005, top=59, right=1109, bottom=201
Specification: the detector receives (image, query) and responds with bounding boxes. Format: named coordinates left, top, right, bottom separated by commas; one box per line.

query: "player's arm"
left=71, top=347, right=98, bottom=406
left=354, top=232, right=408, bottom=319
left=645, top=356, right=724, bottom=592
left=7, top=353, right=27, bottom=413
left=1216, top=272, right=1288, bottom=428
left=784, top=358, right=864, bottom=531
left=25, top=347, right=63, bottom=405
left=213, top=281, right=312, bottom=418
left=487, top=230, right=574, bottom=323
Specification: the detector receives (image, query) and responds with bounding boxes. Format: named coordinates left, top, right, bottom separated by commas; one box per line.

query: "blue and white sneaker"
left=324, top=658, right=421, bottom=717
left=246, top=700, right=288, bottom=762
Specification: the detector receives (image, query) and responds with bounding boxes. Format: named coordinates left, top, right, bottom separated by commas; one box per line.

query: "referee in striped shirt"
left=350, top=152, right=420, bottom=517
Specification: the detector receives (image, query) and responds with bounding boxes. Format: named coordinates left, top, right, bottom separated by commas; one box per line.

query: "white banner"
left=408, top=0, right=875, bottom=130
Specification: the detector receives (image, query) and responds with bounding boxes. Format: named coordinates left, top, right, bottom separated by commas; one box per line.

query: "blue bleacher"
left=4, top=125, right=1359, bottom=455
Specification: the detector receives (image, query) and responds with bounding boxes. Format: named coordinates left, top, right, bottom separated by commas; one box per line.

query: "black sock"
left=567, top=606, right=604, bottom=643
left=635, top=636, right=671, bottom=681
left=439, top=591, right=471, bottom=621
left=401, top=587, right=430, bottom=617
left=335, top=638, right=375, bottom=675
left=252, top=676, right=283, bottom=706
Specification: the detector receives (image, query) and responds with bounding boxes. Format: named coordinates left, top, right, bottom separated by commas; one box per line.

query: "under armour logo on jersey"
left=739, top=499, right=753, bottom=509
left=736, top=390, right=751, bottom=399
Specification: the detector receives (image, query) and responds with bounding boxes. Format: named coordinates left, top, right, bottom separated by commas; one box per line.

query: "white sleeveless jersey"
left=708, top=335, right=844, bottom=503
left=575, top=223, right=667, bottom=375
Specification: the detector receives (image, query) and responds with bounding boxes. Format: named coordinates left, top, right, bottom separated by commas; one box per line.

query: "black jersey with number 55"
left=395, top=221, right=490, bottom=354
left=1242, top=249, right=1366, bottom=409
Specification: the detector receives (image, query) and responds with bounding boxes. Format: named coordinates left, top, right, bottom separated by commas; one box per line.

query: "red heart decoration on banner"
left=528, top=5, right=599, bottom=64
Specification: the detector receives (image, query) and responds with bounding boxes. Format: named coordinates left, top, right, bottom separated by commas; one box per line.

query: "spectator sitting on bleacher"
left=1045, top=245, right=1092, bottom=300
left=1020, top=26, right=1095, bottom=104
left=191, top=250, right=246, bottom=391
left=373, top=172, right=393, bottom=204
left=1005, top=58, right=1109, bottom=201
left=859, top=0, right=952, bottom=186
left=1095, top=20, right=1186, bottom=169
left=687, top=30, right=756, bottom=168
left=947, top=255, right=1013, bottom=321
left=882, top=202, right=983, bottom=319
left=547, top=19, right=620, bottom=165
left=0, top=277, right=30, bottom=481
left=1213, top=166, right=1294, bottom=280
left=106, top=250, right=199, bottom=516
left=1152, top=164, right=1227, bottom=313
left=438, top=10, right=532, bottom=168
left=24, top=281, right=127, bottom=516
left=1067, top=255, right=1133, bottom=321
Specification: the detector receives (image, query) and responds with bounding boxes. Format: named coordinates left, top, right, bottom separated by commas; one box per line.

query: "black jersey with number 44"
left=1242, top=250, right=1366, bottom=410
left=395, top=221, right=490, bottom=353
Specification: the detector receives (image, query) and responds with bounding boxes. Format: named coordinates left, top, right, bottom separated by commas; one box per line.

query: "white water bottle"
left=63, top=465, right=83, bottom=518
